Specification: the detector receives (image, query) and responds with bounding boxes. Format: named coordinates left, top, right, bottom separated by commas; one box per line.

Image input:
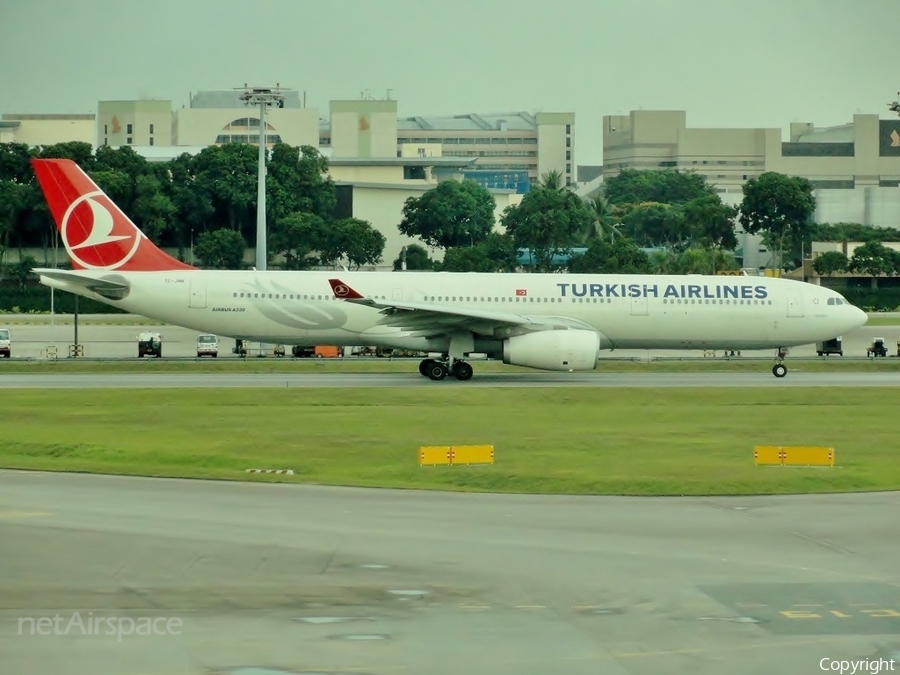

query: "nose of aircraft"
left=849, top=304, right=868, bottom=329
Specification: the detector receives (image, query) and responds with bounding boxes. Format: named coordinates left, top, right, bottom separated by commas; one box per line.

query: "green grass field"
left=1, top=387, right=897, bottom=496
left=863, top=316, right=900, bottom=326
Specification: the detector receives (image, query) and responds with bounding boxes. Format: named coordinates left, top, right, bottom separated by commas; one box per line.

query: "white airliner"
left=30, top=158, right=866, bottom=380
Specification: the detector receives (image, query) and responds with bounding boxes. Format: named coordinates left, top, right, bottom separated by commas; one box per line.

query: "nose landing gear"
left=772, top=347, right=789, bottom=378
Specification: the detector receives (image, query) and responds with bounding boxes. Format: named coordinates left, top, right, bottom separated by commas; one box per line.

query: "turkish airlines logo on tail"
left=333, top=284, right=351, bottom=297
left=61, top=192, right=142, bottom=270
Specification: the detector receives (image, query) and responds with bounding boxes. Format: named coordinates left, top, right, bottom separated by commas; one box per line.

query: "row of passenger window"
left=232, top=292, right=773, bottom=306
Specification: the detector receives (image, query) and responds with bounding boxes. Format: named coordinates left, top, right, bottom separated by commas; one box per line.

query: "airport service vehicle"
left=137, top=332, right=162, bottom=358
left=197, top=334, right=218, bottom=357
left=816, top=337, right=843, bottom=356
left=0, top=328, right=10, bottom=358
left=867, top=337, right=888, bottom=358
left=138, top=332, right=162, bottom=359
left=30, top=158, right=868, bottom=381
left=291, top=345, right=340, bottom=358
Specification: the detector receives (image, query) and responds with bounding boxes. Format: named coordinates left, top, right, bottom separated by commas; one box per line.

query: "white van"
left=0, top=328, right=10, bottom=358
left=197, top=334, right=218, bottom=358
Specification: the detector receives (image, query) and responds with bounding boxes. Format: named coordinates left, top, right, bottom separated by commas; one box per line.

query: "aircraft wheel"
left=451, top=361, right=473, bottom=381
left=419, top=359, right=434, bottom=376
left=772, top=363, right=787, bottom=378
left=426, top=362, right=447, bottom=381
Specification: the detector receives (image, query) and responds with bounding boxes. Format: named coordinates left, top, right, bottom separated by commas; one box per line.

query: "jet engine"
left=502, top=330, right=600, bottom=371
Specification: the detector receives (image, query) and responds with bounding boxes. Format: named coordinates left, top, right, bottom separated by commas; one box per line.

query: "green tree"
left=190, top=143, right=259, bottom=235
left=812, top=250, right=848, bottom=277
left=604, top=168, right=715, bottom=206
left=539, top=170, right=564, bottom=190
left=10, top=255, right=37, bottom=290
left=130, top=171, right=176, bottom=244
left=567, top=236, right=652, bottom=274
left=398, top=180, right=496, bottom=250
left=738, top=172, right=815, bottom=271
left=36, top=141, right=95, bottom=168
left=584, top=194, right=620, bottom=243
left=393, top=243, right=435, bottom=271
left=620, top=202, right=688, bottom=249
left=0, top=180, right=29, bottom=264
left=849, top=241, right=897, bottom=288
left=0, top=143, right=35, bottom=183
left=440, top=233, right=520, bottom=272
left=682, top=194, right=738, bottom=251
left=193, top=229, right=246, bottom=269
left=811, top=222, right=900, bottom=243
left=501, top=181, right=592, bottom=272
left=319, top=217, right=385, bottom=270
left=167, top=152, right=214, bottom=252
left=270, top=212, right=327, bottom=270
left=266, top=144, right=336, bottom=224
left=648, top=246, right=738, bottom=275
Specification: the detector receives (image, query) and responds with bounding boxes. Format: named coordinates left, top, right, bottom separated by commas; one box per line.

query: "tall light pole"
left=236, top=84, right=286, bottom=271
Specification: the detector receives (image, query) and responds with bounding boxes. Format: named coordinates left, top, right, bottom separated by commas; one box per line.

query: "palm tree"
left=585, top=194, right=622, bottom=243
left=539, top=170, right=564, bottom=190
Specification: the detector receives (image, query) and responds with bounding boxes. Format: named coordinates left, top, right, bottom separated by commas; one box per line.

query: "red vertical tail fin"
left=31, top=158, right=195, bottom=271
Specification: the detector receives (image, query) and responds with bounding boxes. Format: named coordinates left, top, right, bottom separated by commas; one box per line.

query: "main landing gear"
left=772, top=347, right=789, bottom=378
left=418, top=357, right=473, bottom=381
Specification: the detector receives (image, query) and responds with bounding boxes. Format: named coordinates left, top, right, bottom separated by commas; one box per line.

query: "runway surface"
left=1, top=471, right=898, bottom=675
left=1, top=370, right=899, bottom=388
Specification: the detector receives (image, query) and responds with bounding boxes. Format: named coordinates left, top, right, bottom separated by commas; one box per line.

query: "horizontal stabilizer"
left=34, top=268, right=131, bottom=300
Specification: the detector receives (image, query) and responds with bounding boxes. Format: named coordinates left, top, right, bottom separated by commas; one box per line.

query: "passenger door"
left=190, top=280, right=207, bottom=309
left=787, top=294, right=804, bottom=318
left=630, top=295, right=649, bottom=316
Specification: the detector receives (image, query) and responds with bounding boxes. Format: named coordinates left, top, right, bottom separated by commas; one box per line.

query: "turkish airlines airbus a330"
left=30, top=158, right=866, bottom=380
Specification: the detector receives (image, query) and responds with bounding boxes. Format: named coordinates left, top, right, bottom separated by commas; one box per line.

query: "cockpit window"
left=827, top=298, right=835, bottom=305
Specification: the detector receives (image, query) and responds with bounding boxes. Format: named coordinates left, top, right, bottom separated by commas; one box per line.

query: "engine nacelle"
left=502, top=330, right=600, bottom=371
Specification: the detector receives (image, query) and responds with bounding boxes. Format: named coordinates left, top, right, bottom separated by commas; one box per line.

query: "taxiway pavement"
left=1, top=471, right=898, bottom=675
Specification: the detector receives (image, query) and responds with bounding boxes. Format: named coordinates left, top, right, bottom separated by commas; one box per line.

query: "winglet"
left=328, top=278, right=365, bottom=300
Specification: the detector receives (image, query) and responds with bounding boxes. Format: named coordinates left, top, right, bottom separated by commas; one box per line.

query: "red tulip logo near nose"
left=61, top=193, right=141, bottom=269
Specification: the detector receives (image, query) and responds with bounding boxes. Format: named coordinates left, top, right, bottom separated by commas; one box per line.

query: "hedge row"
left=840, top=288, right=900, bottom=312
left=0, top=286, right=125, bottom=314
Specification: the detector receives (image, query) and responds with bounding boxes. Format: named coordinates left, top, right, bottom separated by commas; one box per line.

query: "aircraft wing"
left=327, top=278, right=594, bottom=338
left=33, top=268, right=131, bottom=300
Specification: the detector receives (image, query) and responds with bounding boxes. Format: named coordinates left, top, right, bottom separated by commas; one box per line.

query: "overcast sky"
left=1, top=0, right=896, bottom=165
